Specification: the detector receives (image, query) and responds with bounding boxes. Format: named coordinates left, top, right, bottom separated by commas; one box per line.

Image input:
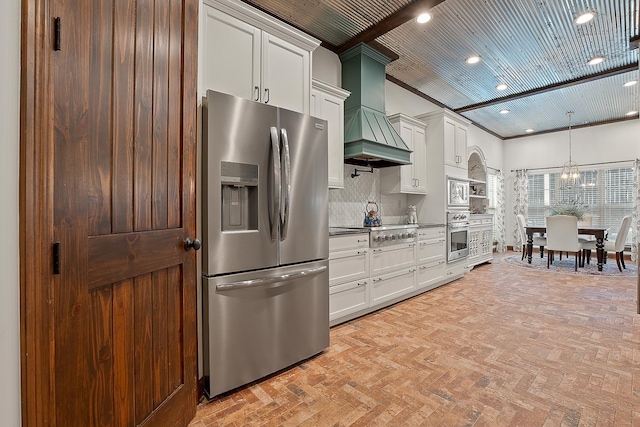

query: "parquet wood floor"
left=190, top=253, right=640, bottom=426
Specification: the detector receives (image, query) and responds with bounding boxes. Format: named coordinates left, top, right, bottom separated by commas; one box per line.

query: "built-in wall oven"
left=447, top=211, right=470, bottom=262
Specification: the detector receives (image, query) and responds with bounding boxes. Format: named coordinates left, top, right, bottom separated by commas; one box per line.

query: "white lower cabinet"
left=329, top=279, right=368, bottom=322
left=329, top=226, right=462, bottom=326
left=329, top=247, right=369, bottom=286
left=417, top=237, right=446, bottom=264
left=370, top=268, right=416, bottom=307
left=370, top=243, right=416, bottom=277
left=417, top=260, right=445, bottom=291
left=468, top=215, right=494, bottom=268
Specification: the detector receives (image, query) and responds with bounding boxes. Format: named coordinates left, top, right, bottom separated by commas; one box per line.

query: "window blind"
left=527, top=166, right=633, bottom=244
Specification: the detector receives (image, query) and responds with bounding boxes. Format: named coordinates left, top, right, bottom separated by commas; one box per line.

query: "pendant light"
left=560, top=112, right=581, bottom=190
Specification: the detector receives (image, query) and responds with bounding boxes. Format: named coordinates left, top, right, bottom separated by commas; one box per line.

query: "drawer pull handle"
left=357, top=281, right=367, bottom=286
left=357, top=250, right=367, bottom=254
left=357, top=239, right=367, bottom=242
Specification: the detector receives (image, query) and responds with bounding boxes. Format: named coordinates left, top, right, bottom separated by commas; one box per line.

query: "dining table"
left=524, top=225, right=609, bottom=271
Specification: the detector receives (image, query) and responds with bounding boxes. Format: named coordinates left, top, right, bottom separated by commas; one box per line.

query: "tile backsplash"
left=329, top=165, right=409, bottom=227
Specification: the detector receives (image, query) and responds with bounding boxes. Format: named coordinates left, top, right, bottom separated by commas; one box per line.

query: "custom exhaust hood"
left=339, top=43, right=411, bottom=168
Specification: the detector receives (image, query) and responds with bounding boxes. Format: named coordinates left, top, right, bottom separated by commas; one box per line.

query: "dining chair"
left=545, top=215, right=585, bottom=271
left=516, top=214, right=546, bottom=260
left=582, top=215, right=632, bottom=272
left=577, top=214, right=595, bottom=243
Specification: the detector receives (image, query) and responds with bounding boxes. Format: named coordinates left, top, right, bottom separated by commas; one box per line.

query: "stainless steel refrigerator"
left=202, top=90, right=329, bottom=398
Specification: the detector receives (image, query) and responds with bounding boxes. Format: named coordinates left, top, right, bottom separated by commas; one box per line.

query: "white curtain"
left=513, top=169, right=529, bottom=251
left=632, top=159, right=639, bottom=262
left=495, top=170, right=507, bottom=252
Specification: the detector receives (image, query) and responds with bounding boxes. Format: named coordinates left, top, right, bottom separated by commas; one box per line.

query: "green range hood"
left=339, top=43, right=411, bottom=168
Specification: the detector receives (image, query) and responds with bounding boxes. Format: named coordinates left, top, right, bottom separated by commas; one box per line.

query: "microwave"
left=447, top=177, right=469, bottom=208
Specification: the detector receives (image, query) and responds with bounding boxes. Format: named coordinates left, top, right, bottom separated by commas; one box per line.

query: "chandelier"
left=560, top=112, right=581, bottom=190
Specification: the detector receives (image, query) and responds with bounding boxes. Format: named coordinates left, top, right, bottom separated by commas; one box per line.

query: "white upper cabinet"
left=261, top=33, right=310, bottom=113
left=416, top=109, right=471, bottom=178
left=201, top=0, right=320, bottom=114
left=380, top=114, right=427, bottom=194
left=311, top=80, right=350, bottom=188
left=443, top=116, right=468, bottom=170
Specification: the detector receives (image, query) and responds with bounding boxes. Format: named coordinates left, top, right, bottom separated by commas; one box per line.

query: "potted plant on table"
left=549, top=198, right=587, bottom=220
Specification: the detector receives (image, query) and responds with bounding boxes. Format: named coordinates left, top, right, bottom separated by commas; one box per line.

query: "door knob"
left=184, top=238, right=202, bottom=251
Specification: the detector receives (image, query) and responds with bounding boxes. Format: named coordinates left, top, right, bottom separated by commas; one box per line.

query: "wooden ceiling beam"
left=454, top=63, right=639, bottom=114
left=335, top=0, right=447, bottom=54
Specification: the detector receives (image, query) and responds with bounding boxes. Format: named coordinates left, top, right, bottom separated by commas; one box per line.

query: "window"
left=527, top=166, right=633, bottom=245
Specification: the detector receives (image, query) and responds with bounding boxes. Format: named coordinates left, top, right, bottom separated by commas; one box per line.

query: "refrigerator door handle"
left=280, top=128, right=291, bottom=241
left=216, top=265, right=327, bottom=291
left=270, top=127, right=281, bottom=242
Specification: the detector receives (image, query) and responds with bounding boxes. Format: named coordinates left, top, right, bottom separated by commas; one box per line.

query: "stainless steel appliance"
left=447, top=177, right=470, bottom=209
left=367, top=224, right=418, bottom=247
left=202, top=90, right=329, bottom=399
left=447, top=211, right=470, bottom=262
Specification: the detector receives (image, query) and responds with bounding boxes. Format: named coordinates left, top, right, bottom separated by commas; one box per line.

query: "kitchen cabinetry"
left=370, top=267, right=416, bottom=307
left=443, top=116, right=468, bottom=170
left=329, top=233, right=369, bottom=323
left=469, top=179, right=487, bottom=214
left=201, top=0, right=319, bottom=114
left=370, top=243, right=416, bottom=277
left=413, top=109, right=472, bottom=226
left=329, top=225, right=466, bottom=326
left=416, top=226, right=446, bottom=291
left=380, top=114, right=427, bottom=194
left=468, top=215, right=493, bottom=268
left=311, top=80, right=350, bottom=189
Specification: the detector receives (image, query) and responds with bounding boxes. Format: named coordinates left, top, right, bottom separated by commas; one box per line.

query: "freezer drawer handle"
left=216, top=265, right=327, bottom=291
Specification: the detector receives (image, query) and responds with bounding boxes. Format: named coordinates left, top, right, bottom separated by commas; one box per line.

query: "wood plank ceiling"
left=241, top=0, right=639, bottom=139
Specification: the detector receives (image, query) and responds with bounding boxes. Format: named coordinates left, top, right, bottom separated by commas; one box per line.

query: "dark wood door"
left=20, top=0, right=199, bottom=425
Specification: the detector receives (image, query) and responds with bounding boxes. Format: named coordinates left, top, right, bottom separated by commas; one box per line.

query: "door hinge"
left=54, top=17, right=61, bottom=51
left=53, top=242, right=61, bottom=274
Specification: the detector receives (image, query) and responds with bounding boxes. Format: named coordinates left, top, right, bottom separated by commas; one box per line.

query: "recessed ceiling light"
left=416, top=13, right=432, bottom=24
left=525, top=129, right=534, bottom=133
left=496, top=83, right=508, bottom=91
left=465, top=55, right=481, bottom=64
left=624, top=80, right=638, bottom=87
left=625, top=110, right=638, bottom=116
left=499, top=109, right=510, bottom=114
left=587, top=56, right=604, bottom=66
left=574, top=11, right=596, bottom=25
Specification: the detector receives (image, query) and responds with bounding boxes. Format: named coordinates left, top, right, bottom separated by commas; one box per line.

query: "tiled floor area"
left=190, top=253, right=640, bottom=426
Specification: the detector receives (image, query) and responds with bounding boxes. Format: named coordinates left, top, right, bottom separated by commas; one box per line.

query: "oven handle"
left=216, top=266, right=327, bottom=291
left=447, top=223, right=470, bottom=229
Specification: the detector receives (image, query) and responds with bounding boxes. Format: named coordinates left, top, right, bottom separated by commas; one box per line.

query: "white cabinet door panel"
left=329, top=248, right=369, bottom=287
left=413, top=127, right=427, bottom=193
left=329, top=234, right=368, bottom=252
left=399, top=123, right=414, bottom=192
left=262, top=33, right=309, bottom=113
left=417, top=238, right=446, bottom=265
left=417, top=261, right=445, bottom=291
left=329, top=279, right=368, bottom=322
left=370, top=244, right=416, bottom=277
left=443, top=119, right=457, bottom=167
left=371, top=268, right=416, bottom=306
left=203, top=7, right=260, bottom=99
